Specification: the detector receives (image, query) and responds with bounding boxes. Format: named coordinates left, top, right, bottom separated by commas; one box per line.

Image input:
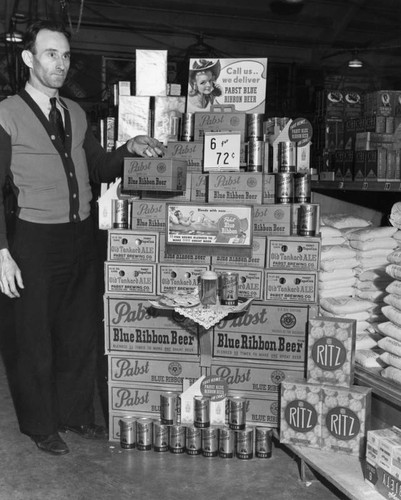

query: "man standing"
left=0, top=19, right=164, bottom=455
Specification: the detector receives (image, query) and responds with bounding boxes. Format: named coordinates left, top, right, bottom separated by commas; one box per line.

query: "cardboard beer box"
left=320, top=384, right=371, bottom=457
left=140, top=170, right=191, bottom=202
left=157, top=263, right=209, bottom=295
left=107, top=230, right=159, bottom=263
left=207, top=172, right=262, bottom=205
left=165, top=141, right=204, bottom=171
left=193, top=112, right=247, bottom=142
left=109, top=383, right=178, bottom=416
left=158, top=233, right=211, bottom=266
left=210, top=359, right=303, bottom=395
left=253, top=204, right=292, bottom=236
left=280, top=379, right=323, bottom=448
left=228, top=391, right=279, bottom=428
left=266, top=236, right=321, bottom=271
left=212, top=265, right=264, bottom=300
left=262, top=173, right=275, bottom=204
left=212, top=302, right=309, bottom=364
left=108, top=355, right=201, bottom=387
left=211, top=235, right=266, bottom=268
left=104, top=296, right=199, bottom=355
left=189, top=172, right=208, bottom=202
left=264, top=269, right=318, bottom=304
left=104, top=262, right=156, bottom=296
left=131, top=200, right=167, bottom=232
left=123, top=158, right=187, bottom=192
left=307, top=317, right=356, bottom=387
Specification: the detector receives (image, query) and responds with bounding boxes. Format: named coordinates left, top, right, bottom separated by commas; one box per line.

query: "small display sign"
left=203, top=131, right=241, bottom=172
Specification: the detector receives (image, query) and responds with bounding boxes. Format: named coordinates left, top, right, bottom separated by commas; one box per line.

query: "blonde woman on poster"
left=187, top=59, right=222, bottom=111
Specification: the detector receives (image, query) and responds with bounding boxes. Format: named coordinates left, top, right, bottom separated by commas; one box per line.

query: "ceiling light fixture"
left=5, top=14, right=26, bottom=44
left=348, top=57, right=363, bottom=68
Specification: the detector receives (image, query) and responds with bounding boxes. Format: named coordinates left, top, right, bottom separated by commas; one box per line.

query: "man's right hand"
left=0, top=248, right=24, bottom=298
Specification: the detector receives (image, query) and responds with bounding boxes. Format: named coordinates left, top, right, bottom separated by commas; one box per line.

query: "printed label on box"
left=212, top=266, right=264, bottom=300
left=105, top=263, right=156, bottom=295
left=266, top=236, right=321, bottom=271
left=131, top=201, right=166, bottom=231
left=264, top=270, right=318, bottom=303
left=157, top=264, right=209, bottom=295
left=107, top=230, right=158, bottom=262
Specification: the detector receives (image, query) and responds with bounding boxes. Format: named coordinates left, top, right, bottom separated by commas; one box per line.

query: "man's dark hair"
left=23, top=20, right=71, bottom=53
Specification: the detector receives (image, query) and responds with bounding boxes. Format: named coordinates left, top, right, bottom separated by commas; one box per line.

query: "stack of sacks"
left=347, top=226, right=398, bottom=329
left=376, top=248, right=401, bottom=385
left=319, top=296, right=380, bottom=349
left=319, top=225, right=358, bottom=299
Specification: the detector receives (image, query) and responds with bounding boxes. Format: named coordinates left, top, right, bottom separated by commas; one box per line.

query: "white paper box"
left=136, top=49, right=167, bottom=96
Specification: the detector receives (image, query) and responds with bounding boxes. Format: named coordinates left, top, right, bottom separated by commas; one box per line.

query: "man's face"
left=25, top=29, right=70, bottom=94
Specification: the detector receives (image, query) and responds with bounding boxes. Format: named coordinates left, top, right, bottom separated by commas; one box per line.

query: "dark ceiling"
left=2, top=0, right=401, bottom=86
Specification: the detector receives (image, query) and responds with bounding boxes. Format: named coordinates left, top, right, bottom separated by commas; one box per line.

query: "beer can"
left=246, top=113, right=264, bottom=141
left=186, top=425, right=202, bottom=456
left=169, top=424, right=186, bottom=454
left=236, top=428, right=254, bottom=460
left=112, top=199, right=129, bottom=229
left=228, top=396, right=247, bottom=431
left=194, top=396, right=210, bottom=428
left=294, top=173, right=311, bottom=203
left=153, top=420, right=169, bottom=452
left=298, top=203, right=319, bottom=236
left=219, top=272, right=239, bottom=306
left=202, top=427, right=219, bottom=457
left=136, top=417, right=153, bottom=451
left=255, top=427, right=273, bottom=458
left=119, top=416, right=136, bottom=450
left=160, top=391, right=178, bottom=425
left=181, top=112, right=194, bottom=142
left=278, top=141, right=296, bottom=172
left=275, top=172, right=294, bottom=204
left=247, top=139, right=263, bottom=172
left=219, top=426, right=235, bottom=458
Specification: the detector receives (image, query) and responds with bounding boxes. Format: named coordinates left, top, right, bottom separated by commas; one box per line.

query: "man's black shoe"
left=59, top=423, right=108, bottom=440
left=30, top=432, right=69, bottom=455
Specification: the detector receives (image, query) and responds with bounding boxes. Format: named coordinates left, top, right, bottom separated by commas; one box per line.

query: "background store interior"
left=1, top=0, right=401, bottom=119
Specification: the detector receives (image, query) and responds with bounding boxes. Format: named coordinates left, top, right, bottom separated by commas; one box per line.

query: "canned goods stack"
left=118, top=393, right=273, bottom=460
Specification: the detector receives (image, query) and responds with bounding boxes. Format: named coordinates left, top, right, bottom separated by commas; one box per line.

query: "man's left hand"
left=127, top=135, right=165, bottom=158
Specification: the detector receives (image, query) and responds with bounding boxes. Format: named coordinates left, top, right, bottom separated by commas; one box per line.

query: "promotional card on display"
left=186, top=58, right=268, bottom=113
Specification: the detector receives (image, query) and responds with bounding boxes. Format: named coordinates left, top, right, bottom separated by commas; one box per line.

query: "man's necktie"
left=49, top=97, right=65, bottom=144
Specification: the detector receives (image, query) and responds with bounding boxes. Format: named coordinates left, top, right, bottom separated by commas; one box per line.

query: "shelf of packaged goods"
left=355, top=366, right=401, bottom=409
left=312, top=180, right=401, bottom=192
left=283, top=444, right=382, bottom=500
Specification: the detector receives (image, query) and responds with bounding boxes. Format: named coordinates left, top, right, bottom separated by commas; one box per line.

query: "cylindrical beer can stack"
left=181, top=112, right=194, bottom=142
left=246, top=113, right=264, bottom=172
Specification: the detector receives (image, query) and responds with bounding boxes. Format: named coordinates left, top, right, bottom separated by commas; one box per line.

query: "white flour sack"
left=320, top=257, right=359, bottom=272
left=386, top=280, right=401, bottom=295
left=378, top=321, right=401, bottom=342
left=392, top=230, right=401, bottom=242
left=319, top=269, right=355, bottom=282
left=355, top=333, right=380, bottom=350
left=349, top=238, right=398, bottom=252
left=355, top=289, right=386, bottom=301
left=320, top=245, right=357, bottom=261
left=355, top=349, right=386, bottom=369
left=346, top=226, right=398, bottom=242
left=358, top=268, right=390, bottom=281
left=319, top=278, right=356, bottom=291
left=320, top=225, right=342, bottom=238
left=380, top=351, right=401, bottom=370
left=388, top=250, right=401, bottom=265
left=321, top=214, right=371, bottom=229
left=319, top=287, right=355, bottom=299
left=383, top=293, right=401, bottom=312
left=381, top=366, right=401, bottom=385
left=321, top=236, right=347, bottom=246
left=382, top=305, right=401, bottom=327
left=320, top=296, right=376, bottom=315
left=386, top=264, right=401, bottom=280
left=378, top=336, right=401, bottom=357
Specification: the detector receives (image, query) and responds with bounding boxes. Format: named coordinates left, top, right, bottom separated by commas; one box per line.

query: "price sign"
left=203, top=131, right=241, bottom=172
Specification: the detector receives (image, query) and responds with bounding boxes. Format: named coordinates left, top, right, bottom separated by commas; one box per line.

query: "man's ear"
left=21, top=50, right=33, bottom=69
